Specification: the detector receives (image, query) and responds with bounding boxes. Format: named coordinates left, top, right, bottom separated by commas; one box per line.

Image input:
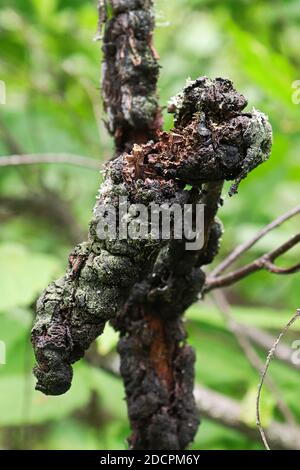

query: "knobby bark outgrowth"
left=99, top=0, right=162, bottom=153
left=31, top=1, right=272, bottom=450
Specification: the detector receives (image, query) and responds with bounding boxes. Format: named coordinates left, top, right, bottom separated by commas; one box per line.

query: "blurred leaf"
left=192, top=418, right=262, bottom=450
left=96, top=324, right=119, bottom=355
left=0, top=360, right=126, bottom=426
left=0, top=366, right=89, bottom=426
left=0, top=310, right=32, bottom=376
left=0, top=243, right=60, bottom=311
left=187, top=303, right=300, bottom=331
left=239, top=385, right=275, bottom=428
left=224, top=15, right=295, bottom=109
left=39, top=419, right=103, bottom=450
left=31, top=0, right=57, bottom=22
left=188, top=323, right=257, bottom=393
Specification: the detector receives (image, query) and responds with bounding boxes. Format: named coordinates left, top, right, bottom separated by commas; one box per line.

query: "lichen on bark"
left=32, top=76, right=272, bottom=419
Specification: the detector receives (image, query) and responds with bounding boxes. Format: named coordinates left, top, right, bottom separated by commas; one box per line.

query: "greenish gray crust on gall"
left=31, top=77, right=272, bottom=402
left=32, top=0, right=273, bottom=451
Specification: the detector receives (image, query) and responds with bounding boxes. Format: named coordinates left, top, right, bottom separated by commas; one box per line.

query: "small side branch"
left=213, top=290, right=297, bottom=428
left=211, top=204, right=300, bottom=277
left=205, top=233, right=300, bottom=292
left=0, top=153, right=100, bottom=170
left=256, top=309, right=300, bottom=450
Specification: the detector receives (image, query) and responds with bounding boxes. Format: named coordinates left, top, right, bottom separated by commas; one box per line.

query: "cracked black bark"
left=32, top=0, right=272, bottom=451
left=100, top=0, right=162, bottom=153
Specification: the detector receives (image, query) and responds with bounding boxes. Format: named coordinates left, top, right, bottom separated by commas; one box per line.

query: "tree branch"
left=0, top=128, right=88, bottom=245
left=256, top=309, right=300, bottom=450
left=205, top=232, right=300, bottom=292
left=211, top=204, right=300, bottom=277
left=236, top=324, right=300, bottom=372
left=212, top=290, right=297, bottom=427
left=31, top=1, right=273, bottom=452
left=31, top=75, right=272, bottom=448
left=84, top=348, right=300, bottom=450
left=0, top=153, right=100, bottom=170
left=100, top=0, right=162, bottom=153
left=195, top=385, right=300, bottom=450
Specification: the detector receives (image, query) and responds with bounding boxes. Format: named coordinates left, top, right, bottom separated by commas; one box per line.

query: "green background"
left=0, top=0, right=300, bottom=450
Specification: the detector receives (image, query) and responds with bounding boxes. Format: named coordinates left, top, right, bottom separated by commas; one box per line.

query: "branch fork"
left=31, top=0, right=273, bottom=450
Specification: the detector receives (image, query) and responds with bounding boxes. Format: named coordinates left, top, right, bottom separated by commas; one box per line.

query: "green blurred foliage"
left=0, top=0, right=300, bottom=450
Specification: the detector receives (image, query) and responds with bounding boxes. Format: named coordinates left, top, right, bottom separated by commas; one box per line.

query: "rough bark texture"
left=111, top=77, right=271, bottom=449
left=31, top=77, right=271, bottom=440
left=31, top=0, right=272, bottom=450
left=100, top=0, right=162, bottom=153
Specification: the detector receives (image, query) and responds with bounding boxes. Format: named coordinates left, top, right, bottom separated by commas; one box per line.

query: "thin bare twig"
left=211, top=205, right=300, bottom=277
left=0, top=118, right=39, bottom=187
left=0, top=153, right=100, bottom=170
left=205, top=232, right=300, bottom=292
left=213, top=290, right=297, bottom=428
left=194, top=385, right=300, bottom=450
left=237, top=324, right=300, bottom=372
left=256, top=309, right=300, bottom=450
